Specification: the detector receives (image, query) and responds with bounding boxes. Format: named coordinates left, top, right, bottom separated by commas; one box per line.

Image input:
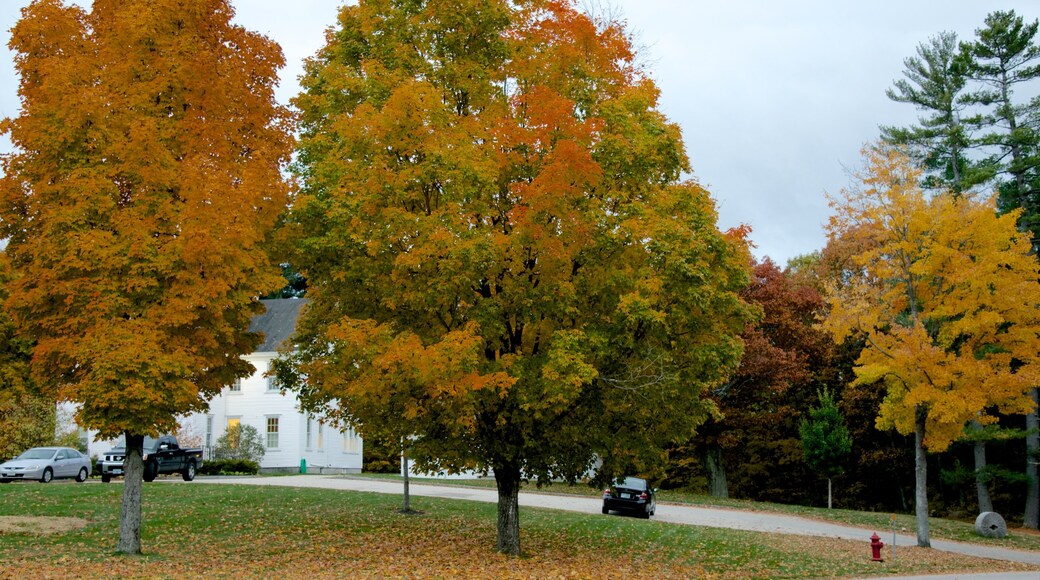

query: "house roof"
left=248, top=299, right=308, bottom=352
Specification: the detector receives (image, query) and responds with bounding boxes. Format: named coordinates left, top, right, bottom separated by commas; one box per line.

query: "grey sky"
left=3, top=1, right=1039, bottom=265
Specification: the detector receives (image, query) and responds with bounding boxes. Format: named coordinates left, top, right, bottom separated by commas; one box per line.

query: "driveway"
left=192, top=474, right=1040, bottom=569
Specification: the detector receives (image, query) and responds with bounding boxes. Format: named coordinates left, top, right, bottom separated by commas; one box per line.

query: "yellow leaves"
left=617, top=276, right=667, bottom=330
left=537, top=330, right=597, bottom=405
left=824, top=144, right=1040, bottom=451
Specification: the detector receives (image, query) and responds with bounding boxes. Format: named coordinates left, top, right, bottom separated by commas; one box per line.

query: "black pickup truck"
left=99, top=435, right=203, bottom=482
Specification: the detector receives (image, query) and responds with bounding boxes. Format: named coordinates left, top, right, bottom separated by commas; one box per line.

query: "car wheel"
left=143, top=461, right=158, bottom=482
left=0, top=479, right=10, bottom=484
left=40, top=467, right=53, bottom=483
left=602, top=506, right=609, bottom=515
left=76, top=467, right=88, bottom=483
left=101, top=474, right=111, bottom=483
left=182, top=461, right=196, bottom=482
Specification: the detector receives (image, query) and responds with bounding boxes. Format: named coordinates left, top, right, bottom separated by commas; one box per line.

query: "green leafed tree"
left=0, top=0, right=293, bottom=554
left=800, top=388, right=852, bottom=509
left=881, top=32, right=985, bottom=194
left=275, top=0, right=754, bottom=556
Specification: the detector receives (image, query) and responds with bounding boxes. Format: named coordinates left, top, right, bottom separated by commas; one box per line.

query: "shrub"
left=199, top=458, right=260, bottom=475
left=362, top=436, right=399, bottom=474
left=212, top=424, right=265, bottom=463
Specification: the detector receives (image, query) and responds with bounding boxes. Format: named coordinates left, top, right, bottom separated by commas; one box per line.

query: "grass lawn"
left=0, top=479, right=1037, bottom=579
left=358, top=473, right=1040, bottom=553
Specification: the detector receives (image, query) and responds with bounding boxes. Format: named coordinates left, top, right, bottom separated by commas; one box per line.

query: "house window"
left=305, top=416, right=313, bottom=450
left=266, top=416, right=279, bottom=449
left=317, top=421, right=324, bottom=451
left=343, top=428, right=359, bottom=454
left=267, top=361, right=280, bottom=392
left=229, top=379, right=242, bottom=393
left=227, top=417, right=240, bottom=449
left=205, top=415, right=213, bottom=449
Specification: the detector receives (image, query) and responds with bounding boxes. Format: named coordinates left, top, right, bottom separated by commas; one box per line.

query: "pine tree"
left=961, top=9, right=1040, bottom=529
left=800, top=388, right=852, bottom=509
left=961, top=9, right=1040, bottom=250
left=881, top=32, right=984, bottom=194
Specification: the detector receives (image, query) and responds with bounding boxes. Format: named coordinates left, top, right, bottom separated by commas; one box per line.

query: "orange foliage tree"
left=275, top=0, right=754, bottom=555
left=823, top=144, right=1040, bottom=547
left=0, top=0, right=293, bottom=554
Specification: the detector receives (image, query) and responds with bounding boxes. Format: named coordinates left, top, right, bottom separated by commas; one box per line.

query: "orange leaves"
left=1, top=0, right=294, bottom=438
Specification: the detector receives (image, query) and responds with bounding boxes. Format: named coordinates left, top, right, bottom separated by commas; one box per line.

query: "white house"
left=76, top=299, right=363, bottom=474
left=185, top=298, right=362, bottom=474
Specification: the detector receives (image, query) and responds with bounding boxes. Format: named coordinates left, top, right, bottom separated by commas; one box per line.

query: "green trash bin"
left=300, top=458, right=307, bottom=474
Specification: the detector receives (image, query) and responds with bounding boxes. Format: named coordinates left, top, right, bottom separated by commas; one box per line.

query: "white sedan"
left=0, top=447, right=92, bottom=483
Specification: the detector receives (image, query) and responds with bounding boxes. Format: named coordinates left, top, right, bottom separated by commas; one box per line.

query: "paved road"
left=192, top=474, right=1040, bottom=571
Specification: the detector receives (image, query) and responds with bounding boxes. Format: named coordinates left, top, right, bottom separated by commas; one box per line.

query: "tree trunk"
left=494, top=463, right=521, bottom=556
left=117, top=433, right=144, bottom=555
left=1025, top=387, right=1039, bottom=529
left=971, top=419, right=993, bottom=514
left=827, top=477, right=833, bottom=509
left=400, top=442, right=411, bottom=513
left=914, top=405, right=931, bottom=548
left=704, top=446, right=728, bottom=499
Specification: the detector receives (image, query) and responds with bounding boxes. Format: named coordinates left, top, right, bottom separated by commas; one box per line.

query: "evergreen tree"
left=881, top=32, right=984, bottom=194
left=800, top=388, right=852, bottom=509
left=961, top=9, right=1040, bottom=530
left=961, top=9, right=1040, bottom=251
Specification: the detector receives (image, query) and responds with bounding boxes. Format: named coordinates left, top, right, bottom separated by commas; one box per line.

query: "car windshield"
left=16, top=448, right=57, bottom=460
left=110, top=436, right=160, bottom=450
left=616, top=477, right=647, bottom=490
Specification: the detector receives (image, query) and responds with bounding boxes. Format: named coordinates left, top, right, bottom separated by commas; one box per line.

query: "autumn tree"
left=0, top=253, right=54, bottom=460
left=275, top=0, right=753, bottom=556
left=800, top=388, right=852, bottom=509
left=823, top=144, right=1040, bottom=547
left=676, top=258, right=831, bottom=502
left=0, top=0, right=293, bottom=554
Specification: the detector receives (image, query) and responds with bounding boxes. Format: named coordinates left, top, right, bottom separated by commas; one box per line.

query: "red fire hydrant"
left=870, top=532, right=885, bottom=562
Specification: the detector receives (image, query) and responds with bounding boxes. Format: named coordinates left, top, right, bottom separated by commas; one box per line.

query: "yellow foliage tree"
left=824, top=144, right=1040, bottom=547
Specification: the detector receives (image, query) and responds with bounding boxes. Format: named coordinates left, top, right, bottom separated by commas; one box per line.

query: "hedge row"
left=198, top=458, right=260, bottom=475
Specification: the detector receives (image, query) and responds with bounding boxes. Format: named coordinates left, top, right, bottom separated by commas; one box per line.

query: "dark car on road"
left=602, top=476, right=656, bottom=518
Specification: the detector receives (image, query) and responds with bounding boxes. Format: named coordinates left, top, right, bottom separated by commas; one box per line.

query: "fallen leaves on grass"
left=2, top=485, right=1038, bottom=579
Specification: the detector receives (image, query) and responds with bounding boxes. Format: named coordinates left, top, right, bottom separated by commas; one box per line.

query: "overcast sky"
left=3, top=1, right=1039, bottom=265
